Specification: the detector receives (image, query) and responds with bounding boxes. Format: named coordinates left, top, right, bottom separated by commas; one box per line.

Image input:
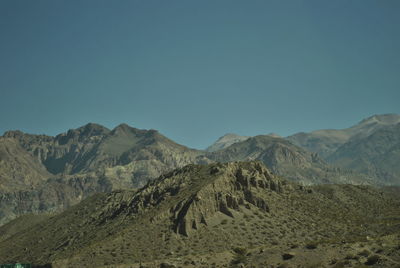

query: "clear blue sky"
left=1, top=0, right=399, bottom=149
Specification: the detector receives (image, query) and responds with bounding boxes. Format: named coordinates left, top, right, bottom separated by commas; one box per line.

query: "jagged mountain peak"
left=77, top=122, right=110, bottom=134
left=112, top=123, right=133, bottom=132
left=55, top=123, right=110, bottom=143
left=109, top=123, right=159, bottom=138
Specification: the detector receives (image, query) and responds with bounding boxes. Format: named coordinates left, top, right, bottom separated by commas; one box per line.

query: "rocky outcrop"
left=96, top=162, right=285, bottom=236
left=170, top=163, right=280, bottom=236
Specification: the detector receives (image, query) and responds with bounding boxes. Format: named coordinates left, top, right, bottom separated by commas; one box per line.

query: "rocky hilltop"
left=0, top=162, right=399, bottom=267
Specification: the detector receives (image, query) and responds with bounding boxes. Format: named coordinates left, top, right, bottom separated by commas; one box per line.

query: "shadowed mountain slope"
left=0, top=162, right=399, bottom=267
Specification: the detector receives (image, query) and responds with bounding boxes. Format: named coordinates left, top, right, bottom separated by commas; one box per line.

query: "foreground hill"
left=0, top=162, right=399, bottom=267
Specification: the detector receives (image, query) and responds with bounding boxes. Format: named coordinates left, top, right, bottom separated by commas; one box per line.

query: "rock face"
left=0, top=162, right=399, bottom=268
left=160, top=162, right=280, bottom=236
left=96, top=161, right=283, bottom=236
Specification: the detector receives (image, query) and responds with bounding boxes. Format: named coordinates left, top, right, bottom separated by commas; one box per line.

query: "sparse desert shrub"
left=345, top=253, right=359, bottom=260
left=365, top=255, right=380, bottom=265
left=332, top=261, right=346, bottom=268
left=305, top=241, right=318, bottom=249
left=277, top=264, right=289, bottom=268
left=282, top=252, right=295, bottom=260
left=329, top=258, right=338, bottom=265
left=358, top=249, right=370, bottom=257
left=305, top=263, right=323, bottom=268
left=230, top=247, right=248, bottom=266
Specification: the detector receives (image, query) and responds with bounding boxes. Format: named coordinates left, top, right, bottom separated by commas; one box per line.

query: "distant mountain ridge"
left=287, top=114, right=400, bottom=158
left=327, top=122, right=400, bottom=185
left=4, top=123, right=209, bottom=185
left=206, top=135, right=372, bottom=185
left=287, top=114, right=400, bottom=185
left=206, top=133, right=250, bottom=152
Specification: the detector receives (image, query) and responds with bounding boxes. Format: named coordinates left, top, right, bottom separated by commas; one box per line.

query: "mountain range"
left=0, top=114, right=399, bottom=226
